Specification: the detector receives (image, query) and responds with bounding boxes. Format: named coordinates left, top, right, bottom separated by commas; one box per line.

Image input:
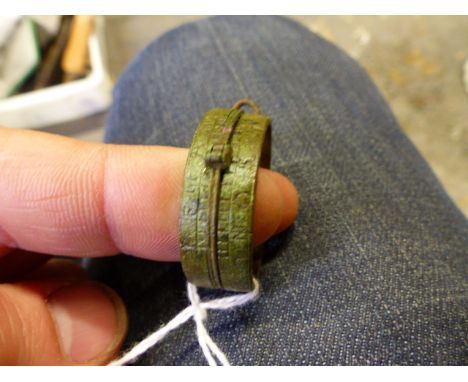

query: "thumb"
left=0, top=265, right=127, bottom=365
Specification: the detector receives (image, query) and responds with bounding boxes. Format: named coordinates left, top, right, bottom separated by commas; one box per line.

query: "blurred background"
left=0, top=16, right=466, bottom=215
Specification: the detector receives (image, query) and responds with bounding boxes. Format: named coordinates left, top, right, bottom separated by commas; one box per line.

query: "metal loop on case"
left=232, top=98, right=262, bottom=115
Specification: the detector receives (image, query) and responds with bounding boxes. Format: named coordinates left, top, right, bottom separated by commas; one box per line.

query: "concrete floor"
left=295, top=16, right=468, bottom=216
left=87, top=16, right=468, bottom=215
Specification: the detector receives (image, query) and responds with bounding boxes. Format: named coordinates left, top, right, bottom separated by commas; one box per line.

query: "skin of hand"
left=0, top=127, right=299, bottom=365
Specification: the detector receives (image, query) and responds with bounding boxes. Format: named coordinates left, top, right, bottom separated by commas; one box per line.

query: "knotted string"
left=109, top=279, right=260, bottom=366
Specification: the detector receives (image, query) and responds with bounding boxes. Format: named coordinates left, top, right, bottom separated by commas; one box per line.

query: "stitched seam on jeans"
left=205, top=19, right=250, bottom=97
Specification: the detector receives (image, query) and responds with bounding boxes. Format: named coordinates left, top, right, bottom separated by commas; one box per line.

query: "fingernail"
left=47, top=281, right=127, bottom=363
left=271, top=171, right=300, bottom=234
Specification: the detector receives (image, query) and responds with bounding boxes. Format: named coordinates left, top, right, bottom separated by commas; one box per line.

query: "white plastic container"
left=0, top=17, right=112, bottom=129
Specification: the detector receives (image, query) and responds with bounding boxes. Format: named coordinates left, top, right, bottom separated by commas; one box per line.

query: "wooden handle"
left=61, top=15, right=94, bottom=81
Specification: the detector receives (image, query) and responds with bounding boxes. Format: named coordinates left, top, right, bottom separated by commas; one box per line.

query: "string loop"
left=109, top=279, right=260, bottom=366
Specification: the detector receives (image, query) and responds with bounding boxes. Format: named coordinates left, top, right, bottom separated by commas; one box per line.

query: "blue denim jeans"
left=89, top=16, right=468, bottom=365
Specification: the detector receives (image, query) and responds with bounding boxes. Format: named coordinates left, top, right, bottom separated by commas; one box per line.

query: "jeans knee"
left=107, top=16, right=386, bottom=146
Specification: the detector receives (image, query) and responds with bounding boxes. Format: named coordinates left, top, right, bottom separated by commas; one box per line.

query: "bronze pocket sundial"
left=179, top=99, right=271, bottom=292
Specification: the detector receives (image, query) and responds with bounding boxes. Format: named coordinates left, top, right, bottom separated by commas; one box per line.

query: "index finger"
left=0, top=128, right=299, bottom=261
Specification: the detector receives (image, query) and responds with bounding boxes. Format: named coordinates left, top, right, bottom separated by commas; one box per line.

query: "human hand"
left=0, top=127, right=299, bottom=365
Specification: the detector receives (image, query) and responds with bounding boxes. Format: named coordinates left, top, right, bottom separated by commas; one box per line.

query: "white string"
left=109, top=278, right=260, bottom=366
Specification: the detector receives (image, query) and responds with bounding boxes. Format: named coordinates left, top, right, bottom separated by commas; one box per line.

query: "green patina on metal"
left=179, top=99, right=271, bottom=292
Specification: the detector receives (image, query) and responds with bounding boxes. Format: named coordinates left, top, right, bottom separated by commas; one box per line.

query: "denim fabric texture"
left=88, top=16, right=468, bottom=365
